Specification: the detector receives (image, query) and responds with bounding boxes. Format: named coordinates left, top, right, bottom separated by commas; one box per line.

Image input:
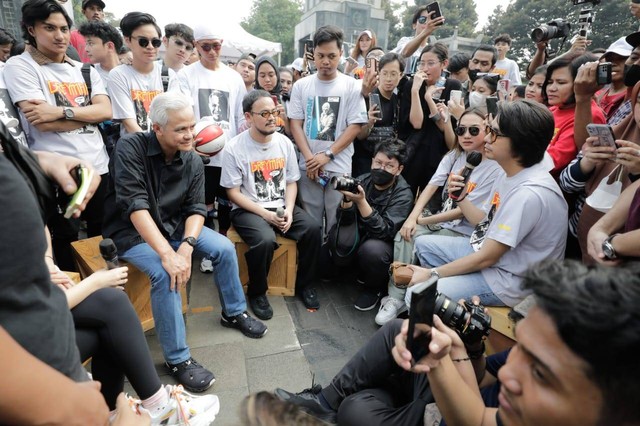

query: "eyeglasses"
left=251, top=109, right=280, bottom=119
left=485, top=125, right=506, bottom=143
left=199, top=42, right=222, bottom=52
left=416, top=60, right=441, bottom=69
left=417, top=16, right=428, bottom=24
left=131, top=36, right=162, bottom=49
left=172, top=38, right=194, bottom=52
left=372, top=159, right=398, bottom=173
left=455, top=125, right=482, bottom=137
left=380, top=71, right=400, bottom=79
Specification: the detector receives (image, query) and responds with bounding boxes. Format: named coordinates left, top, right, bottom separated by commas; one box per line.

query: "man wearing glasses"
left=220, top=90, right=321, bottom=318
left=108, top=12, right=174, bottom=134
left=161, top=23, right=194, bottom=73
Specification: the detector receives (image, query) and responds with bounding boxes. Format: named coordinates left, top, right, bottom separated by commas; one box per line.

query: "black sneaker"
left=221, top=311, right=268, bottom=338
left=354, top=290, right=381, bottom=311
left=165, top=357, right=215, bottom=393
left=301, top=287, right=320, bottom=309
left=274, top=385, right=337, bottom=424
left=249, top=294, right=273, bottom=320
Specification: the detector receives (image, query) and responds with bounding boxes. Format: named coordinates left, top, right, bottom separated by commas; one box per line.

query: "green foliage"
left=484, top=0, right=637, bottom=70
left=382, top=0, right=403, bottom=50
left=241, top=0, right=303, bottom=65
left=71, top=3, right=119, bottom=28
left=397, top=0, right=478, bottom=42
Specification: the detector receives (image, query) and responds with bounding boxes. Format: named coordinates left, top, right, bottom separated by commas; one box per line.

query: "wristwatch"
left=430, top=269, right=441, bottom=279
left=63, top=107, right=74, bottom=120
left=181, top=236, right=197, bottom=248
left=324, top=149, right=335, bottom=161
left=602, top=234, right=618, bottom=260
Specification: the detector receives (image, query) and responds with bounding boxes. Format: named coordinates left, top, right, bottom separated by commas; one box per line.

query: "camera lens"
left=434, top=293, right=469, bottom=331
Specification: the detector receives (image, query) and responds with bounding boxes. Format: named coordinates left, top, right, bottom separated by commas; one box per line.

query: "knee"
left=337, top=393, right=373, bottom=426
left=358, top=240, right=392, bottom=267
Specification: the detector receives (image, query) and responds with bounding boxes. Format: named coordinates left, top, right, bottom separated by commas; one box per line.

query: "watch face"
left=602, top=242, right=615, bottom=259
left=64, top=108, right=74, bottom=119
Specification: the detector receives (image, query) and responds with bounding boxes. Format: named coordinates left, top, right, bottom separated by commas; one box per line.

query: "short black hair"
left=373, top=140, right=407, bottom=166
left=496, top=99, right=554, bottom=168
left=242, top=89, right=271, bottom=114
left=0, top=28, right=15, bottom=46
left=10, top=40, right=25, bottom=56
left=542, top=52, right=595, bottom=105
left=472, top=44, right=498, bottom=67
left=20, top=0, right=73, bottom=47
left=412, top=5, right=429, bottom=24
left=78, top=20, right=123, bottom=53
left=119, top=12, right=161, bottom=38
left=378, top=52, right=405, bottom=73
left=448, top=52, right=470, bottom=73
left=493, top=33, right=512, bottom=46
left=514, top=84, right=526, bottom=98
left=313, top=25, right=343, bottom=50
left=164, top=23, right=194, bottom=45
left=476, top=74, right=499, bottom=94
left=421, top=42, right=449, bottom=62
left=523, top=260, right=640, bottom=425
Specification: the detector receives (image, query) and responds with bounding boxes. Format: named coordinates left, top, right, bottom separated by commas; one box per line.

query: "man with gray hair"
left=103, top=91, right=267, bottom=393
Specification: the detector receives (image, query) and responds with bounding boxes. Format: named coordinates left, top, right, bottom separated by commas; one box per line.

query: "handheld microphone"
left=99, top=238, right=120, bottom=270
left=276, top=207, right=285, bottom=218
left=449, top=151, right=482, bottom=201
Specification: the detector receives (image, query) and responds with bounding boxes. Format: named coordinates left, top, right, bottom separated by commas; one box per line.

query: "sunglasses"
left=485, top=125, right=506, bottom=142
left=417, top=16, right=428, bottom=24
left=131, top=36, right=162, bottom=49
left=455, top=125, right=482, bottom=137
left=199, top=42, right=222, bottom=52
left=173, top=38, right=194, bottom=51
left=251, top=109, right=281, bottom=119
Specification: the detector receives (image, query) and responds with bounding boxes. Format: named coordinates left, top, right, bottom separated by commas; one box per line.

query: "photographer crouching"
left=328, top=140, right=413, bottom=311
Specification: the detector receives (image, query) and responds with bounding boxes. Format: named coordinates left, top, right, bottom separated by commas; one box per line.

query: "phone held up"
left=426, top=1, right=444, bottom=26
left=369, top=93, right=383, bottom=120
left=61, top=164, right=94, bottom=219
left=406, top=276, right=439, bottom=365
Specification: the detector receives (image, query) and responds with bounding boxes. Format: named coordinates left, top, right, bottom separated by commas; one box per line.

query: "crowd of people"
left=1, top=0, right=640, bottom=424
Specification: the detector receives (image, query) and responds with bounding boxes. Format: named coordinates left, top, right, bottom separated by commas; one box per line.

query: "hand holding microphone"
left=99, top=238, right=120, bottom=270
left=448, top=152, right=482, bottom=201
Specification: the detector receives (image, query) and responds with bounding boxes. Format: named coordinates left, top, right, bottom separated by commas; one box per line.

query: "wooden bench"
left=486, top=306, right=517, bottom=355
left=71, top=236, right=188, bottom=332
left=226, top=227, right=297, bottom=297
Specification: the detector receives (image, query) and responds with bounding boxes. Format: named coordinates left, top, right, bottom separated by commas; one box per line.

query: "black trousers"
left=356, top=238, right=394, bottom=292
left=48, top=173, right=108, bottom=271
left=73, top=288, right=162, bottom=410
left=204, top=166, right=231, bottom=233
left=230, top=206, right=321, bottom=298
left=321, top=319, right=433, bottom=426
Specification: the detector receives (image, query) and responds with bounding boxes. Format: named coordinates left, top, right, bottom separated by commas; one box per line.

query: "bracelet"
left=466, top=341, right=486, bottom=360
left=452, top=357, right=471, bottom=362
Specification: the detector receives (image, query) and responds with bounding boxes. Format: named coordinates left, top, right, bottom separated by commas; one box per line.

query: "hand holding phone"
left=485, top=96, right=499, bottom=118
left=64, top=165, right=95, bottom=219
left=426, top=1, right=444, bottom=26
left=406, top=276, right=438, bottom=364
left=369, top=93, right=383, bottom=120
left=586, top=123, right=616, bottom=148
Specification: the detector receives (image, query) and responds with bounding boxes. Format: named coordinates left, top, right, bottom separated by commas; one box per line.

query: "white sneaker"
left=137, top=385, right=220, bottom=426
left=199, top=257, right=213, bottom=273
left=375, top=296, right=408, bottom=326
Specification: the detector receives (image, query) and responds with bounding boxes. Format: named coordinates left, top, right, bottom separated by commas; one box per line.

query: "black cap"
left=626, top=31, right=640, bottom=48
left=82, top=0, right=106, bottom=10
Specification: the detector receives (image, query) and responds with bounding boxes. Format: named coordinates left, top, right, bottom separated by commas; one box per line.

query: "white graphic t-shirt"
left=0, top=64, right=28, bottom=147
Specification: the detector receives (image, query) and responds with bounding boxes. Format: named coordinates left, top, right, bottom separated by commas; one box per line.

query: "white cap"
left=604, top=37, right=633, bottom=58
left=193, top=24, right=223, bottom=42
left=290, top=57, right=304, bottom=72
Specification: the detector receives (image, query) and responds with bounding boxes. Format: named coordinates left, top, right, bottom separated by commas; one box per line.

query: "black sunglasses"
left=455, top=125, right=482, bottom=137
left=131, top=36, right=162, bottom=48
left=200, top=42, right=222, bottom=52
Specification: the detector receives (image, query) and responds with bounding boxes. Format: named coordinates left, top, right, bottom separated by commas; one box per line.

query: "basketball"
left=194, top=120, right=226, bottom=156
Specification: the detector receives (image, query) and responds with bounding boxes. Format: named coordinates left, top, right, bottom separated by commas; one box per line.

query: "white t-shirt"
left=220, top=131, right=300, bottom=210
left=0, top=64, right=28, bottom=147
left=94, top=64, right=111, bottom=90
left=108, top=62, right=175, bottom=134
left=494, top=58, right=522, bottom=85
left=4, top=53, right=109, bottom=174
left=469, top=162, right=567, bottom=306
left=392, top=36, right=424, bottom=75
left=288, top=73, right=367, bottom=174
left=169, top=61, right=247, bottom=167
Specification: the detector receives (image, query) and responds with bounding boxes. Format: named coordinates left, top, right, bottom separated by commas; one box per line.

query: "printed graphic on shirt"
left=0, top=89, right=28, bottom=147
left=305, top=96, right=340, bottom=142
left=251, top=157, right=285, bottom=202
left=470, top=191, right=501, bottom=251
left=131, top=89, right=162, bottom=132
left=47, top=80, right=96, bottom=135
left=198, top=88, right=231, bottom=133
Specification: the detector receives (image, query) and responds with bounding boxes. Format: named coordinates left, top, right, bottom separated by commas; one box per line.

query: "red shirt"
left=595, top=87, right=626, bottom=119
left=69, top=30, right=90, bottom=63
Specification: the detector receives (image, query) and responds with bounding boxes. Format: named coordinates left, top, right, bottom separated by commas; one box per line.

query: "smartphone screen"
left=449, top=90, right=462, bottom=104
left=426, top=1, right=443, bottom=25
left=369, top=93, right=382, bottom=120
left=586, top=123, right=616, bottom=148
left=406, top=276, right=438, bottom=363
left=486, top=96, right=499, bottom=117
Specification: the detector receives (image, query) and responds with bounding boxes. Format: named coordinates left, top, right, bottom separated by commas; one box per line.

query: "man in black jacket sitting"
left=330, top=140, right=413, bottom=311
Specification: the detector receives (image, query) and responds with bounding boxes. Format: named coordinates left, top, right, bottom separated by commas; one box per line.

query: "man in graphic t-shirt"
left=221, top=90, right=321, bottom=315
left=288, top=25, right=368, bottom=235
left=4, top=0, right=112, bottom=271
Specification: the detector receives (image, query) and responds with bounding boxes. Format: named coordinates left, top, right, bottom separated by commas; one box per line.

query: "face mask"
left=624, top=63, right=640, bottom=87
left=468, top=69, right=479, bottom=82
left=371, top=168, right=395, bottom=186
left=469, top=91, right=487, bottom=109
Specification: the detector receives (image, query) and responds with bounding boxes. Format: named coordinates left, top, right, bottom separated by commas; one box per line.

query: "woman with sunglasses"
left=376, top=107, right=502, bottom=326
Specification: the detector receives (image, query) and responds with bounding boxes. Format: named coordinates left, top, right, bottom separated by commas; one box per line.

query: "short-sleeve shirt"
left=221, top=131, right=300, bottom=210
left=4, top=52, right=109, bottom=174
left=0, top=64, right=28, bottom=147
left=392, top=36, right=423, bottom=75
left=288, top=73, right=367, bottom=174
left=493, top=58, right=522, bottom=85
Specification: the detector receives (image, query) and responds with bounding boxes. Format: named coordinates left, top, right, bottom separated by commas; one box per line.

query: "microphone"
left=449, top=151, right=482, bottom=201
left=99, top=238, right=120, bottom=270
left=276, top=207, right=285, bottom=218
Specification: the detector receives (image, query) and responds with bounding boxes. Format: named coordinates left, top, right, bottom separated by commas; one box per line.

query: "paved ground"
left=125, top=262, right=380, bottom=425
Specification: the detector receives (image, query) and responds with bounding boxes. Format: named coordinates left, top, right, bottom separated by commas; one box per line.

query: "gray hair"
left=149, top=92, right=192, bottom=128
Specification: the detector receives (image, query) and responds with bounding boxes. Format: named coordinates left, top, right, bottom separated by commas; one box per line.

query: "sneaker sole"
left=172, top=377, right=216, bottom=393
left=375, top=306, right=408, bottom=326
left=199, top=268, right=213, bottom=273
left=220, top=318, right=268, bottom=339
left=354, top=301, right=380, bottom=312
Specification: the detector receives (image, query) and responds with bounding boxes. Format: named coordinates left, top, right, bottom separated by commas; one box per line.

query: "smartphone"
left=317, top=170, right=330, bottom=187
left=64, top=165, right=94, bottom=219
left=366, top=57, right=379, bottom=73
left=497, top=79, right=511, bottom=98
left=304, top=39, right=313, bottom=56
left=406, top=276, right=438, bottom=364
left=369, top=93, right=383, bottom=120
left=586, top=123, right=617, bottom=148
left=449, top=89, right=462, bottom=104
left=426, top=1, right=444, bottom=26
left=596, top=62, right=612, bottom=85
left=485, top=96, right=499, bottom=118
left=345, top=56, right=358, bottom=66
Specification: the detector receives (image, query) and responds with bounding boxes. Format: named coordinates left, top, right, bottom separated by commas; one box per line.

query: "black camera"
left=530, top=19, right=571, bottom=43
left=330, top=176, right=361, bottom=194
left=434, top=293, right=492, bottom=345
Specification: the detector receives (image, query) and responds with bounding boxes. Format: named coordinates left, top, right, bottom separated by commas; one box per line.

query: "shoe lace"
left=169, top=385, right=192, bottom=425
left=298, top=373, right=322, bottom=396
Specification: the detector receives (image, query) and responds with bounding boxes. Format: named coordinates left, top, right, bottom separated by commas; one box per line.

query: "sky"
left=101, top=0, right=513, bottom=34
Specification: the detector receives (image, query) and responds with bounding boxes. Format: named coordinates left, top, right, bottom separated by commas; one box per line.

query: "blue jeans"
left=410, top=234, right=506, bottom=307
left=122, top=227, right=247, bottom=364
